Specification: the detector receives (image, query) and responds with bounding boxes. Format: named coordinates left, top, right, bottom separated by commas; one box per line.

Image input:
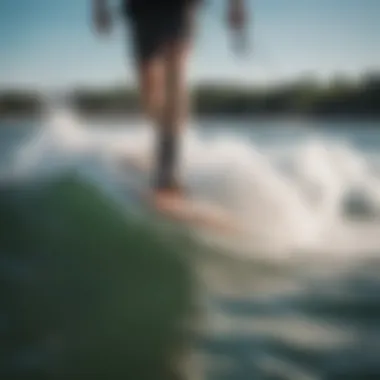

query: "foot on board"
left=148, top=188, right=241, bottom=234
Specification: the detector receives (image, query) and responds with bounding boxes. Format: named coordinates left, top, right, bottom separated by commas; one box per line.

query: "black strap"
left=154, top=127, right=180, bottom=190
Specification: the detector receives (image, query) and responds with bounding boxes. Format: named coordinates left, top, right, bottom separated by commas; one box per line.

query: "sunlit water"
left=1, top=108, right=380, bottom=379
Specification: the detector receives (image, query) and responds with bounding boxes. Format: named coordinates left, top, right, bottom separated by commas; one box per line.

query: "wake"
left=4, top=105, right=380, bottom=263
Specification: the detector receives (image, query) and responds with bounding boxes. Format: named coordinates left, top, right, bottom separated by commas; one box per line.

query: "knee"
left=138, top=61, right=165, bottom=121
left=140, top=88, right=163, bottom=121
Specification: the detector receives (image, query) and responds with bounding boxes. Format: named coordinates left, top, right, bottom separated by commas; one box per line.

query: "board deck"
left=144, top=193, right=241, bottom=234
left=117, top=155, right=241, bottom=234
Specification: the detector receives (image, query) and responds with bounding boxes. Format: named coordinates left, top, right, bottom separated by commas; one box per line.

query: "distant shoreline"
left=1, top=71, right=379, bottom=122
left=1, top=113, right=380, bottom=126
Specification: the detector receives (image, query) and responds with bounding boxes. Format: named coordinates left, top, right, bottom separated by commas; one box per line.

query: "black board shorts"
left=124, top=0, right=199, bottom=62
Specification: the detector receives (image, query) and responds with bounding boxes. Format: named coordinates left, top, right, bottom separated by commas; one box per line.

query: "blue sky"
left=0, top=0, right=379, bottom=90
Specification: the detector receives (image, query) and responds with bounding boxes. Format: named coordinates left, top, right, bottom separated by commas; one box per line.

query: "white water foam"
left=5, top=106, right=380, bottom=262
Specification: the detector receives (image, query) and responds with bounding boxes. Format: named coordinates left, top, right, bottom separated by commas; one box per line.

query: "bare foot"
left=148, top=188, right=241, bottom=234
left=153, top=189, right=185, bottom=212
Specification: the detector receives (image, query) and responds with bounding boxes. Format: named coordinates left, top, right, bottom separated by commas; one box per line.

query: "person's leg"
left=130, top=15, right=167, bottom=124
left=128, top=5, right=198, bottom=197
left=154, top=6, right=197, bottom=195
left=164, top=36, right=193, bottom=132
left=153, top=40, right=192, bottom=194
left=137, top=56, right=165, bottom=123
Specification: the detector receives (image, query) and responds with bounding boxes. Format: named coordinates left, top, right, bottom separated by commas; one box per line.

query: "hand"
left=93, top=3, right=111, bottom=35
left=227, top=0, right=246, bottom=31
left=227, top=0, right=248, bottom=55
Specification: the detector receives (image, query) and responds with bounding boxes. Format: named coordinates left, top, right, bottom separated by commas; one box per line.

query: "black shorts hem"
left=127, top=6, right=195, bottom=62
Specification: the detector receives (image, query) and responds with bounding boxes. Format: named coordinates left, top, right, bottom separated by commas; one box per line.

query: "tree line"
left=1, top=72, right=379, bottom=119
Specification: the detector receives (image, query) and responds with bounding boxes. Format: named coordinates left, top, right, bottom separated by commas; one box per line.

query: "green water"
left=1, top=173, right=195, bottom=379
left=2, top=171, right=380, bottom=380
